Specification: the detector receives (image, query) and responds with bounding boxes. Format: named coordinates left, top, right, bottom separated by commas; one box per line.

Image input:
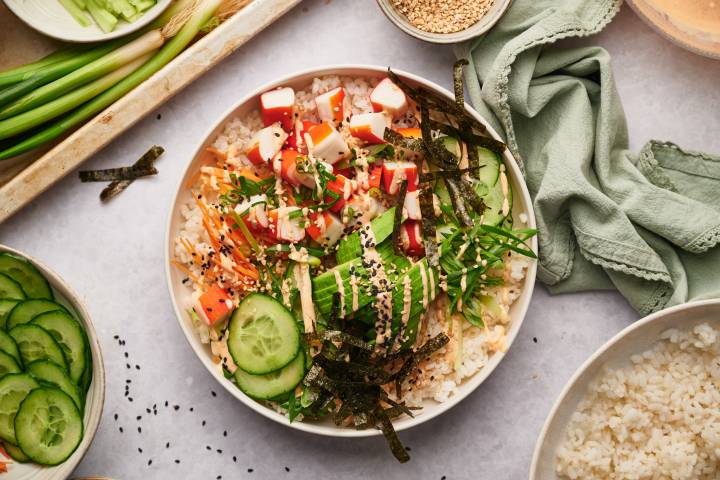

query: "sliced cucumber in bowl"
left=234, top=351, right=305, bottom=400
left=9, top=324, right=68, bottom=371
left=6, top=299, right=67, bottom=330
left=0, top=373, right=39, bottom=445
left=32, top=310, right=88, bottom=384
left=227, top=293, right=300, bottom=375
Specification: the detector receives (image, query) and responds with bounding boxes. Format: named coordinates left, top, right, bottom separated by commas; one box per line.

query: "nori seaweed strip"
left=445, top=178, right=473, bottom=227
left=100, top=145, right=164, bottom=202
left=453, top=59, right=468, bottom=109
left=419, top=186, right=439, bottom=267
left=315, top=355, right=394, bottom=385
left=395, top=333, right=450, bottom=398
left=79, top=165, right=158, bottom=182
left=383, top=128, right=426, bottom=153
left=427, top=119, right=506, bottom=154
left=458, top=178, right=487, bottom=216
left=419, top=166, right=484, bottom=183
left=392, top=180, right=408, bottom=256
left=377, top=408, right=410, bottom=463
left=307, top=331, right=375, bottom=351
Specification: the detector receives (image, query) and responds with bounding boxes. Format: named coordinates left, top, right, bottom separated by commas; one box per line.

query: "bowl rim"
left=529, top=298, right=720, bottom=479
left=374, top=0, right=512, bottom=44
left=2, top=0, right=172, bottom=43
left=0, top=243, right=105, bottom=478
left=164, top=63, right=537, bottom=438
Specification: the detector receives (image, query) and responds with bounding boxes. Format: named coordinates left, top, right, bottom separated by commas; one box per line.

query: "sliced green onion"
left=229, top=211, right=260, bottom=254
left=0, top=0, right=221, bottom=161
left=0, top=54, right=153, bottom=141
left=0, top=47, right=90, bottom=88
left=0, top=30, right=164, bottom=121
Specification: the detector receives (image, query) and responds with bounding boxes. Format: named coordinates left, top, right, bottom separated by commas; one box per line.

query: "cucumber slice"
left=476, top=147, right=501, bottom=187
left=0, top=274, right=25, bottom=301
left=234, top=351, right=305, bottom=400
left=32, top=311, right=87, bottom=384
left=0, top=351, right=21, bottom=378
left=79, top=343, right=93, bottom=394
left=0, top=373, right=39, bottom=444
left=26, top=361, right=83, bottom=413
left=15, top=387, right=83, bottom=466
left=0, top=253, right=52, bottom=300
left=0, top=331, right=21, bottom=366
left=390, top=257, right=441, bottom=348
left=6, top=299, right=66, bottom=331
left=3, top=441, right=30, bottom=463
left=227, top=294, right=300, bottom=375
left=9, top=324, right=68, bottom=372
left=0, top=299, right=20, bottom=330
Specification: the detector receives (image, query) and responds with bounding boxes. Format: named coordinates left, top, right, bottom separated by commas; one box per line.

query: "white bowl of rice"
left=531, top=299, right=720, bottom=480
left=164, top=65, right=537, bottom=438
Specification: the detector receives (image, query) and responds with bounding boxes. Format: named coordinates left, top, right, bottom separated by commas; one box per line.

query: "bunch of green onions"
left=0, top=0, right=238, bottom=161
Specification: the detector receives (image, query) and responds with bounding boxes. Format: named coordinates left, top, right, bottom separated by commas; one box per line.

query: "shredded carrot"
left=170, top=260, right=200, bottom=284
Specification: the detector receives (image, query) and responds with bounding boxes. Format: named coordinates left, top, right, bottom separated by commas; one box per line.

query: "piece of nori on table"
left=99, top=145, right=164, bottom=202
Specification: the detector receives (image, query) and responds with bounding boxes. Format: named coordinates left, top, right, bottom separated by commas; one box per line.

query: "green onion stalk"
left=0, top=0, right=221, bottom=161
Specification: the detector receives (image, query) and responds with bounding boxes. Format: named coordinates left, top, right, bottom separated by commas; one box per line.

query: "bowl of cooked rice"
left=531, top=299, right=720, bottom=480
left=164, top=65, right=537, bottom=443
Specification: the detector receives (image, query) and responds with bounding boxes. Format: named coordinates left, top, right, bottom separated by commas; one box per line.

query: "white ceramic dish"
left=2, top=0, right=171, bottom=43
left=0, top=245, right=105, bottom=480
left=164, top=65, right=537, bottom=437
left=375, top=0, right=511, bottom=44
left=530, top=298, right=720, bottom=480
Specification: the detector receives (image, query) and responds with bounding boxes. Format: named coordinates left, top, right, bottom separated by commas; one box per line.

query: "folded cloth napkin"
left=455, top=0, right=720, bottom=315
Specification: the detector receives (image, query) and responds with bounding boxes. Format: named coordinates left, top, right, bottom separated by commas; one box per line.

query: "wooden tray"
left=0, top=0, right=302, bottom=223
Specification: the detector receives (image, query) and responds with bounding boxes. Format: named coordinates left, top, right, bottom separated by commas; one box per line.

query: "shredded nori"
left=392, top=180, right=408, bottom=256
left=98, top=145, right=164, bottom=202
left=301, top=329, right=449, bottom=463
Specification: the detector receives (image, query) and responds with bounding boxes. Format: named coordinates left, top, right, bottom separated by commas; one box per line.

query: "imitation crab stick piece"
left=325, top=173, right=352, bottom=213
left=307, top=121, right=350, bottom=164
left=245, top=124, right=287, bottom=165
left=306, top=211, right=344, bottom=247
left=268, top=207, right=306, bottom=243
left=401, top=221, right=424, bottom=257
left=370, top=78, right=408, bottom=118
left=286, top=120, right=317, bottom=150
left=349, top=112, right=390, bottom=145
left=368, top=166, right=383, bottom=189
left=260, top=87, right=295, bottom=131
left=404, top=190, right=422, bottom=220
left=235, top=194, right=269, bottom=229
left=396, top=127, right=422, bottom=139
left=382, top=161, right=418, bottom=194
left=315, top=87, right=346, bottom=124
left=196, top=284, right=234, bottom=326
left=272, top=149, right=315, bottom=189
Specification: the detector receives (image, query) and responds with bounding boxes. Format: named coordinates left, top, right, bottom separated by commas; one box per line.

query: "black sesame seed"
left=285, top=467, right=290, bottom=472
left=129, top=397, right=134, bottom=402
left=173, top=405, right=179, bottom=411
left=189, top=407, right=194, bottom=412
left=114, top=413, right=118, bottom=421
left=124, top=352, right=129, bottom=358
left=136, top=364, right=140, bottom=370
left=202, top=420, right=206, bottom=426
left=211, top=390, right=217, bottom=397
left=175, top=459, right=180, bottom=464
left=136, top=416, right=141, bottom=421
left=248, top=468, right=253, bottom=473
left=206, top=445, right=211, bottom=451
left=113, top=335, right=119, bottom=340
left=138, top=427, right=142, bottom=433
left=223, top=430, right=227, bottom=437
left=119, top=427, right=123, bottom=433
left=138, top=447, right=143, bottom=453
left=148, top=459, right=152, bottom=466
left=156, top=113, right=162, bottom=120
left=217, top=449, right=223, bottom=454
left=166, top=442, right=170, bottom=449
left=233, top=456, right=237, bottom=462
left=533, top=337, right=538, bottom=343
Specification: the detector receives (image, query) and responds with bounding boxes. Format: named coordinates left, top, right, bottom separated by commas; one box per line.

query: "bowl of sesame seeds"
left=376, top=0, right=511, bottom=44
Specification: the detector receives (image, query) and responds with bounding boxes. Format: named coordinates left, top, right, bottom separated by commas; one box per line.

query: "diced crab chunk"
left=260, top=87, right=295, bottom=131
left=344, top=191, right=384, bottom=225
left=307, top=121, right=350, bottom=164
left=235, top=194, right=268, bottom=228
left=306, top=211, right=344, bottom=247
left=382, top=161, right=418, bottom=194
left=285, top=120, right=317, bottom=151
left=195, top=284, right=233, bottom=326
left=315, top=87, right=346, bottom=124
left=403, top=190, right=422, bottom=220
left=370, top=78, right=408, bottom=118
left=349, top=112, right=390, bottom=145
left=400, top=220, right=424, bottom=257
left=245, top=124, right=287, bottom=165
left=325, top=173, right=353, bottom=213
left=269, top=206, right=306, bottom=243
left=273, top=149, right=315, bottom=189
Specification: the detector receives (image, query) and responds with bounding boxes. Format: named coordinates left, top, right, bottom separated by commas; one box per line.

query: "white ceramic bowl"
left=530, top=299, right=720, bottom=479
left=0, top=245, right=105, bottom=480
left=375, top=0, right=511, bottom=44
left=2, top=0, right=171, bottom=43
left=165, top=65, right=537, bottom=437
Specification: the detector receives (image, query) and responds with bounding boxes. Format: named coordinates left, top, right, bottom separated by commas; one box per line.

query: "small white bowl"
left=165, top=65, right=537, bottom=438
left=2, top=0, right=171, bottom=43
left=375, top=0, right=511, bottom=44
left=0, top=244, right=105, bottom=480
left=530, top=299, right=720, bottom=480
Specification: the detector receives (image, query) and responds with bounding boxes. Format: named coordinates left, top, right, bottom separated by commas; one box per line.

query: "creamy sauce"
left=428, top=266, right=436, bottom=299
left=333, top=269, right=346, bottom=318
left=399, top=275, right=413, bottom=343
left=359, top=225, right=394, bottom=347
left=499, top=165, right=510, bottom=217
left=349, top=269, right=359, bottom=312
left=293, top=258, right=315, bottom=333
left=418, top=261, right=429, bottom=308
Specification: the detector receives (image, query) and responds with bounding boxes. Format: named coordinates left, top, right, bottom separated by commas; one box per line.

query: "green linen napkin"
left=455, top=0, right=720, bottom=315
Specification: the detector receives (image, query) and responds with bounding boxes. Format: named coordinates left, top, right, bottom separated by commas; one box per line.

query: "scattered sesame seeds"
left=390, top=0, right=493, bottom=34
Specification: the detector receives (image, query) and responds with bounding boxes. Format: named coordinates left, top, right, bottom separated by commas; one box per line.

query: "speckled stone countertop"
left=1, top=1, right=718, bottom=479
